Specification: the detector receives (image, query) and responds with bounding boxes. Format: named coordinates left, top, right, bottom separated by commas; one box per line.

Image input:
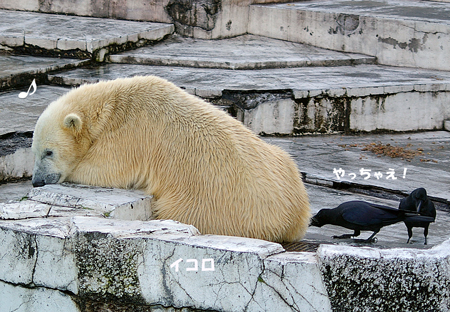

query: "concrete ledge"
left=0, top=185, right=331, bottom=311
left=0, top=54, right=89, bottom=91
left=445, top=120, right=450, bottom=131
left=0, top=10, right=174, bottom=60
left=0, top=133, right=34, bottom=183
left=1, top=183, right=450, bottom=311
left=109, top=34, right=376, bottom=70
left=0, top=0, right=287, bottom=39
left=318, top=241, right=450, bottom=311
left=248, top=0, right=450, bottom=71
left=28, top=183, right=153, bottom=220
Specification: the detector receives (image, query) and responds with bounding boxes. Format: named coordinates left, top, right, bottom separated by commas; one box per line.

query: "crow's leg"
left=363, top=230, right=379, bottom=243
left=352, top=230, right=379, bottom=244
left=424, top=225, right=429, bottom=245
left=406, top=226, right=413, bottom=244
left=333, top=230, right=360, bottom=239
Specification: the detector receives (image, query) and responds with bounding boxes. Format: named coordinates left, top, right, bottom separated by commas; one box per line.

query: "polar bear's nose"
left=32, top=178, right=45, bottom=187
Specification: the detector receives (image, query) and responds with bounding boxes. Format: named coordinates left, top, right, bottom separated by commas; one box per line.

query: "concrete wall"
left=225, top=85, right=450, bottom=135
left=248, top=3, right=450, bottom=71
left=0, top=185, right=332, bottom=311
left=1, top=184, right=450, bottom=311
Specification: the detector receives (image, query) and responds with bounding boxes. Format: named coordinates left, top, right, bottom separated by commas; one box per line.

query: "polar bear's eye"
left=44, top=150, right=53, bottom=157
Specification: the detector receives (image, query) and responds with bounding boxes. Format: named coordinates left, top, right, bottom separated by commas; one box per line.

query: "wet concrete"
left=48, top=63, right=450, bottom=98
left=0, top=9, right=174, bottom=59
left=0, top=52, right=89, bottom=90
left=275, top=0, right=450, bottom=23
left=263, top=131, right=450, bottom=203
left=304, top=183, right=449, bottom=250
left=109, top=34, right=376, bottom=69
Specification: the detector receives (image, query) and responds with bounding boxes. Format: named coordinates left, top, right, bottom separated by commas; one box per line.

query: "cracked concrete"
left=0, top=199, right=330, bottom=311
left=0, top=281, right=79, bottom=312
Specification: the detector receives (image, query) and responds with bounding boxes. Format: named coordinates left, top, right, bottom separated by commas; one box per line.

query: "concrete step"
left=249, top=0, right=450, bottom=70
left=0, top=0, right=282, bottom=39
left=48, top=63, right=450, bottom=134
left=109, top=34, right=376, bottom=69
left=0, top=9, right=174, bottom=61
left=0, top=52, right=89, bottom=90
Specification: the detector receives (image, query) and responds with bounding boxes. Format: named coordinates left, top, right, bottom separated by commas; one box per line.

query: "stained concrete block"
left=33, top=234, right=78, bottom=294
left=445, top=120, right=450, bottom=131
left=349, top=91, right=450, bottom=132
left=0, top=147, right=34, bottom=182
left=28, top=184, right=153, bottom=220
left=317, top=240, right=450, bottom=311
left=0, top=281, right=80, bottom=312
left=0, top=195, right=332, bottom=312
left=138, top=234, right=299, bottom=311
left=250, top=252, right=332, bottom=312
left=241, top=98, right=295, bottom=135
left=0, top=227, right=37, bottom=284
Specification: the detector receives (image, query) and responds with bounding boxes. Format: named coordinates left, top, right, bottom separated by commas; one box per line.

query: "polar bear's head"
left=31, top=99, right=90, bottom=187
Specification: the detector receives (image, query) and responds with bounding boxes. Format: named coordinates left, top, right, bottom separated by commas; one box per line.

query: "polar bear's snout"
left=32, top=167, right=61, bottom=187
left=32, top=172, right=61, bottom=187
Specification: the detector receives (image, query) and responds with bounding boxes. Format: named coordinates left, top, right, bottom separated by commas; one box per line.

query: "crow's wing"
left=340, top=201, right=400, bottom=227
left=404, top=215, right=435, bottom=223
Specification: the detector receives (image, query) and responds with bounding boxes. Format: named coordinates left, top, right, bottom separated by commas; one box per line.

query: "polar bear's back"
left=55, top=76, right=310, bottom=242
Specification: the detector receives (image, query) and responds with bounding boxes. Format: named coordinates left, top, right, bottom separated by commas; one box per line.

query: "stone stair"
left=0, top=10, right=174, bottom=61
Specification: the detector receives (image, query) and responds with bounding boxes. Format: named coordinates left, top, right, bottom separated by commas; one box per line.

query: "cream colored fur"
left=32, top=76, right=310, bottom=242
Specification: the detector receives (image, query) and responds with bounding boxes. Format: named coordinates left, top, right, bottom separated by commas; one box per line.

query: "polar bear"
left=32, top=76, right=310, bottom=242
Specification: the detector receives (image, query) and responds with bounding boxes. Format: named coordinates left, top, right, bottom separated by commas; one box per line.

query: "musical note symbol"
left=18, top=79, right=37, bottom=99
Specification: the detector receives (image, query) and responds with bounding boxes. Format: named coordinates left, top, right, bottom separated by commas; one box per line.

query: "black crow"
left=399, top=188, right=436, bottom=245
left=310, top=200, right=434, bottom=243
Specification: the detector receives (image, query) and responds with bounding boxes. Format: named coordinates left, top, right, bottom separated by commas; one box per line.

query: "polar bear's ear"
left=63, top=113, right=82, bottom=132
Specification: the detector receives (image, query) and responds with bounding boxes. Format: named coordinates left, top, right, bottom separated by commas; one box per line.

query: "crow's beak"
left=310, top=216, right=320, bottom=227
left=416, top=201, right=422, bottom=214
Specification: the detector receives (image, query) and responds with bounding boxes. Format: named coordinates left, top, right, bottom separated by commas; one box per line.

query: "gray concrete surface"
left=109, top=34, right=376, bottom=69
left=305, top=183, right=450, bottom=249
left=264, top=131, right=450, bottom=202
left=48, top=63, right=450, bottom=98
left=0, top=86, right=69, bottom=135
left=46, top=62, right=450, bottom=134
left=0, top=53, right=89, bottom=90
left=0, top=9, right=174, bottom=59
